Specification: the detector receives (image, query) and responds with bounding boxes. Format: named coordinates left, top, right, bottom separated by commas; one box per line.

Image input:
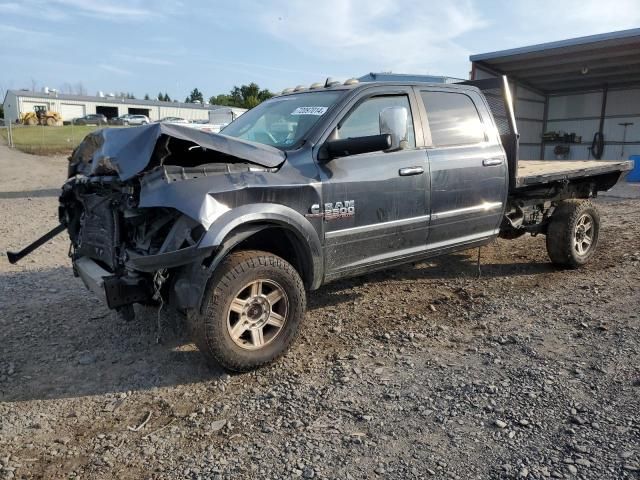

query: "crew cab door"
left=417, top=87, right=507, bottom=248
left=316, top=87, right=430, bottom=279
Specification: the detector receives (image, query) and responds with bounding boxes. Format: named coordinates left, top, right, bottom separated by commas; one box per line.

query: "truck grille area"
left=77, top=194, right=121, bottom=270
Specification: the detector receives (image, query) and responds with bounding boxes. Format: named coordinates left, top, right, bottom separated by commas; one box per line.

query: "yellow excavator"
left=20, top=106, right=63, bottom=126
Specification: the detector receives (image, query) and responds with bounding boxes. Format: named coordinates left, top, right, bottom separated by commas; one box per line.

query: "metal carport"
left=470, top=28, right=640, bottom=162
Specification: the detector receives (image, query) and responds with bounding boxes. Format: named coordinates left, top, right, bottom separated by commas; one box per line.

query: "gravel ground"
left=0, top=145, right=639, bottom=479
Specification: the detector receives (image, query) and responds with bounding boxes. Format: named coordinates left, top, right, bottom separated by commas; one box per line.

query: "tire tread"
left=546, top=199, right=599, bottom=268
left=187, top=250, right=305, bottom=372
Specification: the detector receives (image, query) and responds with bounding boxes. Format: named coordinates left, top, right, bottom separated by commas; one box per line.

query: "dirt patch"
left=0, top=146, right=638, bottom=479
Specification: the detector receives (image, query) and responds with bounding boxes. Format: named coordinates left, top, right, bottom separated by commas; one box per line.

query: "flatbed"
left=515, top=160, right=633, bottom=188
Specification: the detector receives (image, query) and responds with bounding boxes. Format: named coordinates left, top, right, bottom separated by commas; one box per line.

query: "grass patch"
left=0, top=125, right=115, bottom=155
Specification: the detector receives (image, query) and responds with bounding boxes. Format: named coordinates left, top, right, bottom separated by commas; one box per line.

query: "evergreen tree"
left=208, top=83, right=273, bottom=108
left=186, top=88, right=204, bottom=103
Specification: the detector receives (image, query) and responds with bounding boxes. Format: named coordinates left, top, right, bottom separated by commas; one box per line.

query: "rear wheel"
left=188, top=250, right=306, bottom=372
left=546, top=199, right=600, bottom=268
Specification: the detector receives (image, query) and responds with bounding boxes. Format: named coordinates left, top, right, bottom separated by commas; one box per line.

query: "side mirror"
left=322, top=134, right=392, bottom=161
left=379, top=106, right=408, bottom=151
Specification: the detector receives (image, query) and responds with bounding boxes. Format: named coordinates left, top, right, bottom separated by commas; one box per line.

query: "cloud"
left=98, top=64, right=132, bottom=76
left=52, top=0, right=154, bottom=19
left=0, top=0, right=163, bottom=21
left=0, top=22, right=68, bottom=49
left=257, top=0, right=486, bottom=76
left=113, top=54, right=173, bottom=66
left=0, top=1, right=69, bottom=20
left=495, top=0, right=640, bottom=48
left=0, top=23, right=53, bottom=36
left=0, top=0, right=162, bottom=21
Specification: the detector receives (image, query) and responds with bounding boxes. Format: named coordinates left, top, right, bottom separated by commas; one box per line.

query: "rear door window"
left=420, top=91, right=485, bottom=147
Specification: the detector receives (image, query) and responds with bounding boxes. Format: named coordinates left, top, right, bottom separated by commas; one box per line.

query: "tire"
left=546, top=199, right=600, bottom=268
left=46, top=117, right=55, bottom=126
left=188, top=250, right=306, bottom=372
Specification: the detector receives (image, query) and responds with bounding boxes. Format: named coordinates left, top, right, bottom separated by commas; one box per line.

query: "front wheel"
left=546, top=199, right=600, bottom=268
left=188, top=250, right=306, bottom=372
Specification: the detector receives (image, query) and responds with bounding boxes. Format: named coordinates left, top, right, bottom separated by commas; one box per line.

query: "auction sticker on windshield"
left=291, top=106, right=328, bottom=116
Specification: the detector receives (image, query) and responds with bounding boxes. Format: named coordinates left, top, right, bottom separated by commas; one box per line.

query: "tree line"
left=183, top=83, right=274, bottom=109
left=142, top=83, right=274, bottom=108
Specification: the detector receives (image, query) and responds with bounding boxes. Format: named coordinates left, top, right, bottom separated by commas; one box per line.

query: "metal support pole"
left=597, top=84, right=608, bottom=157
left=7, top=111, right=13, bottom=148
left=619, top=122, right=634, bottom=158
left=540, top=95, right=549, bottom=160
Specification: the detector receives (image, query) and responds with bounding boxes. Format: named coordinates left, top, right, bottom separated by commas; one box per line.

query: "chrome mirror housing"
left=379, top=106, right=408, bottom=151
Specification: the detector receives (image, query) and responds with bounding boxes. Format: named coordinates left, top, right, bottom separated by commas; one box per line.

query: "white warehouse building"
left=2, top=89, right=245, bottom=124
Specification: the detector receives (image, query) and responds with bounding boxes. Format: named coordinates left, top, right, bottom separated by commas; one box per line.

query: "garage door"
left=60, top=103, right=85, bottom=121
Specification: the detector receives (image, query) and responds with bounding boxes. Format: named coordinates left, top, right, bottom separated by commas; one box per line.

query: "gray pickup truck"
left=7, top=76, right=632, bottom=371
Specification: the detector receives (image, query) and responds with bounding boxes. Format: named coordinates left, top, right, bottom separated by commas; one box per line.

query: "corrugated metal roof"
left=470, top=28, right=640, bottom=93
left=470, top=28, right=640, bottom=62
left=6, top=89, right=229, bottom=111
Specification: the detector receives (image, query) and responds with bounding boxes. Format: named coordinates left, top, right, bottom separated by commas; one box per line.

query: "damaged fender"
left=172, top=203, right=323, bottom=311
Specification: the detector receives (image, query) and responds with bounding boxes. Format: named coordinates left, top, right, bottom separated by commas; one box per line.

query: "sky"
left=1, top=0, right=639, bottom=101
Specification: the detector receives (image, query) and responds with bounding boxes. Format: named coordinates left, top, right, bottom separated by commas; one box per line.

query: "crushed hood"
left=69, top=123, right=286, bottom=180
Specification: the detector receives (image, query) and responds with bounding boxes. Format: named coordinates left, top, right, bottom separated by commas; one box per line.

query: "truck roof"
left=275, top=80, right=475, bottom=97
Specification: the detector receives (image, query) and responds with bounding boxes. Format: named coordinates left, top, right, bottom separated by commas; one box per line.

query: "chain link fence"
left=0, top=120, right=110, bottom=155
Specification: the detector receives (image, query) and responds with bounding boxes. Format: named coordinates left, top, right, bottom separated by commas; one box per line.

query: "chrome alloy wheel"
left=574, top=213, right=594, bottom=256
left=226, top=280, right=288, bottom=350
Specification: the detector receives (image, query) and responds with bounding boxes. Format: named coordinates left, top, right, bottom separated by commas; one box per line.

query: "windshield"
left=221, top=91, right=343, bottom=149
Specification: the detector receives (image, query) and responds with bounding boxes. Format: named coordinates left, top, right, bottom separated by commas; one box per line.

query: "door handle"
left=483, top=158, right=503, bottom=166
left=399, top=166, right=424, bottom=176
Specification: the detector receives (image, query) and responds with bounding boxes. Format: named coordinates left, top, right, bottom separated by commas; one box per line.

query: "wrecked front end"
left=60, top=174, right=210, bottom=314
left=59, top=124, right=285, bottom=317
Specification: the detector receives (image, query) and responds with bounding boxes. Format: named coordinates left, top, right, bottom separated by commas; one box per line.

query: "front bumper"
left=75, top=257, right=110, bottom=302
left=74, top=257, right=152, bottom=309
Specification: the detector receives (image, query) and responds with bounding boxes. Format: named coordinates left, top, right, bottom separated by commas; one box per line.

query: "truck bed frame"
left=516, top=160, right=633, bottom=188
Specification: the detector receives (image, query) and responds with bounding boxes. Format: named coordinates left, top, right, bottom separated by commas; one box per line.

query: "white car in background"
left=128, top=115, right=150, bottom=125
left=180, top=121, right=227, bottom=134
left=157, top=116, right=189, bottom=124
